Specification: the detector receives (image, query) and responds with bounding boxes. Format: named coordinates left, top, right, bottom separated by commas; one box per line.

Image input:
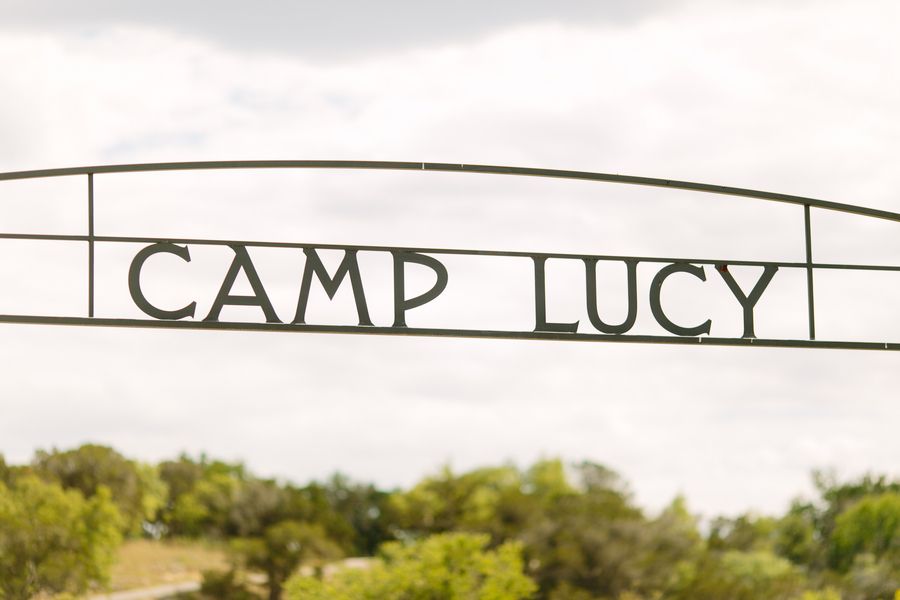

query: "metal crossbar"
left=0, top=161, right=897, bottom=350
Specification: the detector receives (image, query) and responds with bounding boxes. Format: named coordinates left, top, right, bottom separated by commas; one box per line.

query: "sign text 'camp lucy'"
left=1, top=161, right=898, bottom=351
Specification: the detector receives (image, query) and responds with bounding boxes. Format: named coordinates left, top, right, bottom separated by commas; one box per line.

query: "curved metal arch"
left=1, top=159, right=898, bottom=350
left=0, top=160, right=898, bottom=223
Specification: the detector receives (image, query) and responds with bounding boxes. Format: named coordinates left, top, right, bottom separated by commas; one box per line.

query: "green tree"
left=522, top=462, right=646, bottom=598
left=0, top=476, right=122, bottom=598
left=775, top=501, right=817, bottom=566
left=389, top=463, right=534, bottom=544
left=635, top=496, right=704, bottom=593
left=285, top=532, right=536, bottom=600
left=668, top=549, right=807, bottom=600
left=814, top=471, right=900, bottom=547
left=830, top=492, right=900, bottom=572
left=708, top=513, right=778, bottom=553
left=32, top=444, right=158, bottom=535
left=136, top=462, right=169, bottom=535
left=525, top=459, right=575, bottom=503
left=161, top=456, right=246, bottom=537
left=227, top=477, right=286, bottom=537
left=839, top=552, right=899, bottom=600
left=278, top=482, right=358, bottom=552
left=0, top=455, right=9, bottom=485
left=233, top=520, right=342, bottom=600
left=320, top=473, right=396, bottom=555
left=388, top=459, right=697, bottom=598
left=159, top=455, right=205, bottom=503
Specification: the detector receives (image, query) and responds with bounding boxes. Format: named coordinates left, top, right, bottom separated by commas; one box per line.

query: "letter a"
left=205, top=245, right=281, bottom=323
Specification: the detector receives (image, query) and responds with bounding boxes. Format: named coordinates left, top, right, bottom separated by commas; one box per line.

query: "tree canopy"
left=2, top=444, right=899, bottom=599
left=0, top=475, right=122, bottom=598
left=285, top=533, right=537, bottom=600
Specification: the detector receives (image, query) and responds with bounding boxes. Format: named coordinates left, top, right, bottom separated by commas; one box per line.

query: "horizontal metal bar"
left=0, top=160, right=898, bottom=223
left=0, top=314, right=896, bottom=351
left=1, top=231, right=899, bottom=272
left=0, top=233, right=88, bottom=242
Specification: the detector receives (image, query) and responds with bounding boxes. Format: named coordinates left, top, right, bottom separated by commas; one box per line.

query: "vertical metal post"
left=804, top=204, right=815, bottom=340
left=88, top=173, right=94, bottom=318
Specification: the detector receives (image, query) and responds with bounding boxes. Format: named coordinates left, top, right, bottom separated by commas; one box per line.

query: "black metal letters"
left=125, top=245, right=786, bottom=340
left=294, top=249, right=372, bottom=326
left=392, top=252, right=448, bottom=327
left=205, top=245, right=281, bottom=323
left=129, top=243, right=197, bottom=321
left=4, top=161, right=899, bottom=351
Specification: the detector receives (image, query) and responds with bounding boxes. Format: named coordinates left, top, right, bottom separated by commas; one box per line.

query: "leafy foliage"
left=3, top=444, right=900, bottom=599
left=285, top=532, right=537, bottom=600
left=830, top=492, right=900, bottom=572
left=32, top=444, right=163, bottom=536
left=0, top=475, right=122, bottom=598
left=233, top=520, right=342, bottom=600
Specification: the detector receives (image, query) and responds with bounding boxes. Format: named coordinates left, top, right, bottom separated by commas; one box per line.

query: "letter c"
left=128, top=243, right=196, bottom=320
left=649, top=262, right=711, bottom=336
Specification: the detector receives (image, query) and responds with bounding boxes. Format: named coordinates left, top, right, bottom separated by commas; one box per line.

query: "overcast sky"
left=0, top=0, right=898, bottom=519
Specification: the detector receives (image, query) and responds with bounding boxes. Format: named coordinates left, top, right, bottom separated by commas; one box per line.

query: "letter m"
left=293, top=248, right=373, bottom=326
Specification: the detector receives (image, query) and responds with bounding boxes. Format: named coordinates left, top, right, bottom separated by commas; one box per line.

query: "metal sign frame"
left=1, top=160, right=898, bottom=351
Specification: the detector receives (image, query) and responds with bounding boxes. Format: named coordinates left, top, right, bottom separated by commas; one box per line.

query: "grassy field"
left=106, top=539, right=229, bottom=592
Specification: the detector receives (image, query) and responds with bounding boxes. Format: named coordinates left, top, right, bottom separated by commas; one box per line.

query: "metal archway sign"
left=1, top=160, right=898, bottom=351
